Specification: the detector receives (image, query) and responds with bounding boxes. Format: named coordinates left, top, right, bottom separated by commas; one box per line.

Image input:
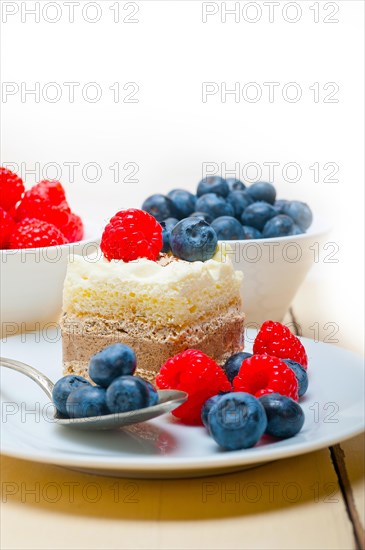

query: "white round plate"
left=0, top=329, right=364, bottom=478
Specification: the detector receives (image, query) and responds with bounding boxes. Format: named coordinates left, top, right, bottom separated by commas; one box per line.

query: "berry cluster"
left=142, top=177, right=313, bottom=245
left=0, top=168, right=84, bottom=249
left=156, top=321, right=308, bottom=447
left=202, top=392, right=304, bottom=451
left=100, top=208, right=217, bottom=264
left=53, top=343, right=158, bottom=419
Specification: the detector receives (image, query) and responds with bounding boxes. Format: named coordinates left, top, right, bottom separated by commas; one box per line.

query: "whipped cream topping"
left=67, top=243, right=241, bottom=285
left=63, top=243, right=243, bottom=327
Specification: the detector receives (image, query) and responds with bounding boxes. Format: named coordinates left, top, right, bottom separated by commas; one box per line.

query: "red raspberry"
left=34, top=180, right=67, bottom=204
left=62, top=212, right=84, bottom=242
left=0, top=167, right=25, bottom=211
left=0, top=208, right=16, bottom=249
left=101, top=209, right=163, bottom=262
left=9, top=218, right=67, bottom=249
left=16, top=181, right=71, bottom=231
left=7, top=206, right=18, bottom=219
left=156, top=349, right=231, bottom=425
left=233, top=354, right=298, bottom=401
left=253, top=320, right=308, bottom=369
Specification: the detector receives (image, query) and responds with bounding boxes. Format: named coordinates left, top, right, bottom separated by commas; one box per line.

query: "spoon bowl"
left=0, top=357, right=187, bottom=431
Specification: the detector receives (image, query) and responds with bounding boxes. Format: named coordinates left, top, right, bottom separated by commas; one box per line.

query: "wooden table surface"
left=1, top=309, right=364, bottom=550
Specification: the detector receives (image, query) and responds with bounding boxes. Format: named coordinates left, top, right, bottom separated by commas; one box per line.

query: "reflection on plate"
left=0, top=329, right=364, bottom=479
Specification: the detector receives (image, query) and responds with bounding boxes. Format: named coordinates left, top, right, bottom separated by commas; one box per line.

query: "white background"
left=1, top=0, right=364, bottom=352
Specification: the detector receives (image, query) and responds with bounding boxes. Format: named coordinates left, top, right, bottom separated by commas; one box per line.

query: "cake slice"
left=61, top=244, right=244, bottom=382
left=61, top=209, right=245, bottom=382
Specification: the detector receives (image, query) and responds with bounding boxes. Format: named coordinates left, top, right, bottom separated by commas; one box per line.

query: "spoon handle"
left=0, top=357, right=55, bottom=400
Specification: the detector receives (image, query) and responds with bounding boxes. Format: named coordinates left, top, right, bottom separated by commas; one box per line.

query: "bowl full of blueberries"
left=142, top=177, right=330, bottom=325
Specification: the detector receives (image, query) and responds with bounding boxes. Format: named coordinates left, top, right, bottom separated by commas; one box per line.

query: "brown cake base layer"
left=61, top=307, right=245, bottom=383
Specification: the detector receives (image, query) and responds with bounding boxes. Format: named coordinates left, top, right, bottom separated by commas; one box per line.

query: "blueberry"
left=282, top=200, right=313, bottom=231
left=282, top=359, right=308, bottom=397
left=66, top=386, right=109, bottom=418
left=208, top=392, right=267, bottom=450
left=226, top=178, right=246, bottom=191
left=211, top=216, right=245, bottom=240
left=273, top=199, right=289, bottom=215
left=259, top=393, right=305, bottom=439
left=226, top=190, right=254, bottom=219
left=222, top=352, right=253, bottom=383
left=242, top=226, right=262, bottom=239
left=167, top=189, right=196, bottom=219
left=262, top=215, right=295, bottom=238
left=161, top=223, right=170, bottom=252
left=201, top=394, right=225, bottom=429
left=195, top=193, right=234, bottom=220
left=247, top=182, right=276, bottom=204
left=241, top=202, right=276, bottom=231
left=291, top=224, right=303, bottom=235
left=170, top=217, right=218, bottom=262
left=160, top=217, right=179, bottom=253
left=163, top=217, right=179, bottom=227
left=142, top=194, right=177, bottom=222
left=106, top=376, right=150, bottom=413
left=189, top=211, right=214, bottom=224
left=197, top=176, right=229, bottom=198
left=89, top=344, right=137, bottom=388
left=144, top=381, right=159, bottom=406
left=52, top=375, right=91, bottom=416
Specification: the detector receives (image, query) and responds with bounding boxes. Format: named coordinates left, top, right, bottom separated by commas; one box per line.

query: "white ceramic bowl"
left=0, top=225, right=101, bottom=333
left=220, top=218, right=331, bottom=326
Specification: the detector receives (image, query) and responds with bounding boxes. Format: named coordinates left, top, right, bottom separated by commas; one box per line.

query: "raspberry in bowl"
left=0, top=170, right=101, bottom=331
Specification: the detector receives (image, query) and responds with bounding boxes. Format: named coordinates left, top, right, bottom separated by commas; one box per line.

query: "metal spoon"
left=0, top=357, right=187, bottom=431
